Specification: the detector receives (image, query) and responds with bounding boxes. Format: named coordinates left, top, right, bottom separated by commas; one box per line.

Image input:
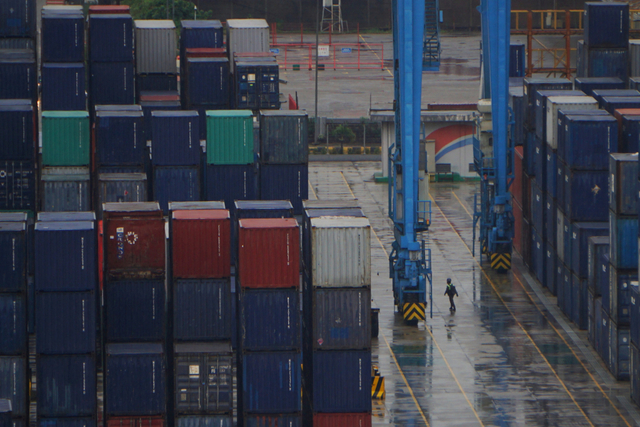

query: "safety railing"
left=271, top=42, right=386, bottom=71
left=417, top=200, right=432, bottom=232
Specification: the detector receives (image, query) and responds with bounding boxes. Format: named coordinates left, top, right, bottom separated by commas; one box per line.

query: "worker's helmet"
left=447, top=278, right=451, bottom=284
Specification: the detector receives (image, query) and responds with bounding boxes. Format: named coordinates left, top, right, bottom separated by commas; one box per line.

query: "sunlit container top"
left=234, top=200, right=293, bottom=212
left=0, top=212, right=27, bottom=222
left=89, top=5, right=131, bottom=14
left=303, top=199, right=361, bottom=209
left=135, top=20, right=177, bottom=74
left=103, top=201, right=161, bottom=215
left=169, top=201, right=225, bottom=210
left=94, top=104, right=142, bottom=114
left=309, top=217, right=371, bottom=287
left=206, top=110, right=254, bottom=165
left=37, top=212, right=96, bottom=222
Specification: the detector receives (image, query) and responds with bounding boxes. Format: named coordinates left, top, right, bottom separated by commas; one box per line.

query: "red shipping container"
left=513, top=146, right=524, bottom=207
left=313, top=413, right=372, bottom=427
left=238, top=218, right=299, bottom=289
left=171, top=209, right=231, bottom=278
left=89, top=5, right=131, bottom=14
left=512, top=199, right=523, bottom=256
left=106, top=416, right=165, bottom=427
left=139, top=93, right=180, bottom=102
left=185, top=48, right=227, bottom=58
left=104, top=203, right=166, bottom=279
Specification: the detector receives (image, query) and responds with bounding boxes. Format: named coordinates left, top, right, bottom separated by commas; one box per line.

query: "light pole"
left=194, top=5, right=197, bottom=20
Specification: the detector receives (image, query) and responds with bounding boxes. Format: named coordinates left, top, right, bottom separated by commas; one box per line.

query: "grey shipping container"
left=259, top=111, right=309, bottom=164
left=41, top=167, right=90, bottom=212
left=175, top=417, right=232, bottom=427
left=0, top=357, right=26, bottom=417
left=36, top=292, right=96, bottom=354
left=173, top=342, right=233, bottom=414
left=226, top=19, right=269, bottom=73
left=173, top=279, right=232, bottom=342
left=135, top=20, right=177, bottom=74
left=97, top=173, right=147, bottom=219
left=36, top=212, right=95, bottom=222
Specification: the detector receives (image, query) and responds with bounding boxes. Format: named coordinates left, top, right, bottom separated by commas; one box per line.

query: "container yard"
left=6, top=0, right=640, bottom=426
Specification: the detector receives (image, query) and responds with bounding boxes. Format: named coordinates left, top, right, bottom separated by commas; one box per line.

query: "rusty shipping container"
left=238, top=218, right=300, bottom=289
left=103, top=202, right=165, bottom=279
left=171, top=209, right=230, bottom=279
left=106, top=416, right=165, bottom=427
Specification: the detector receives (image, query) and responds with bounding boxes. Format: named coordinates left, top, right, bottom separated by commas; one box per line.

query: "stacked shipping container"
left=134, top=21, right=177, bottom=99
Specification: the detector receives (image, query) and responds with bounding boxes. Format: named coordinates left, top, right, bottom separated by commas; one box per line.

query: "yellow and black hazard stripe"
left=372, top=366, right=385, bottom=399
left=402, top=302, right=426, bottom=322
left=490, top=252, right=511, bottom=271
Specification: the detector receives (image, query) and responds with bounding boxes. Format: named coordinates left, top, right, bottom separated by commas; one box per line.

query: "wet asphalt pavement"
left=309, top=161, right=640, bottom=426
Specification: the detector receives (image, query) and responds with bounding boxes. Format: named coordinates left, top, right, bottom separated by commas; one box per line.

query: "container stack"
left=170, top=202, right=234, bottom=427
left=236, top=218, right=302, bottom=426
left=302, top=216, right=372, bottom=426
left=234, top=54, right=280, bottom=110
left=134, top=20, right=178, bottom=99
left=0, top=214, right=28, bottom=427
left=587, top=235, right=609, bottom=350
left=577, top=2, right=629, bottom=81
left=617, top=108, right=640, bottom=153
left=34, top=214, right=98, bottom=427
left=259, top=111, right=309, bottom=215
left=604, top=154, right=638, bottom=380
left=151, top=111, right=201, bottom=213
left=103, top=202, right=168, bottom=427
left=88, top=6, right=136, bottom=106
left=204, top=111, right=258, bottom=207
left=573, top=77, right=625, bottom=97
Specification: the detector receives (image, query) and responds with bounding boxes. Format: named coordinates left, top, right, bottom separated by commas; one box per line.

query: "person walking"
left=444, top=278, right=458, bottom=311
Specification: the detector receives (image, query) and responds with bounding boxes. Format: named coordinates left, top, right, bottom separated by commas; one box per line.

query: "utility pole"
left=314, top=0, right=320, bottom=144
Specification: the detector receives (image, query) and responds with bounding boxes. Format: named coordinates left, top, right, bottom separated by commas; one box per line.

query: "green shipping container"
left=42, top=111, right=90, bottom=166
left=206, top=110, right=254, bottom=165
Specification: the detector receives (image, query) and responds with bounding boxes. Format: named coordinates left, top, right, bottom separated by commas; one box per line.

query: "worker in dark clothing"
left=444, top=278, right=458, bottom=311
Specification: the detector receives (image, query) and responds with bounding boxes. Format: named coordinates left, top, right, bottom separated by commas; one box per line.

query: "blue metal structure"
left=423, top=0, right=441, bottom=71
left=389, top=0, right=433, bottom=323
left=473, top=0, right=514, bottom=271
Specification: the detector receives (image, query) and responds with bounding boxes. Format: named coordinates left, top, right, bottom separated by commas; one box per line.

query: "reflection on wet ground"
left=309, top=161, right=640, bottom=426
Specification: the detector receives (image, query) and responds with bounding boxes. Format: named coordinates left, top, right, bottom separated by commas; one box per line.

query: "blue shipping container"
left=241, top=351, right=301, bottom=414
left=95, top=110, right=145, bottom=166
left=556, top=160, right=564, bottom=211
left=609, top=212, right=638, bottom=270
left=153, top=167, right=200, bottom=214
left=533, top=136, right=546, bottom=186
left=105, top=343, right=166, bottom=416
left=572, top=274, right=589, bottom=330
left=0, top=0, right=35, bottom=38
left=545, top=148, right=556, bottom=198
left=136, top=74, right=178, bottom=96
left=601, top=96, right=640, bottom=115
left=609, top=153, right=638, bottom=214
left=0, top=100, right=34, bottom=161
left=105, top=280, right=165, bottom=342
left=151, top=111, right=200, bottom=166
left=524, top=132, right=536, bottom=176
left=89, top=14, right=134, bottom=62
left=0, top=222, right=26, bottom=292
left=632, top=343, right=640, bottom=406
left=176, top=416, right=232, bottom=427
left=204, top=164, right=258, bottom=209
left=181, top=21, right=224, bottom=50
left=601, top=253, right=611, bottom=314
left=38, top=418, right=95, bottom=427
left=609, top=321, right=630, bottom=380
left=571, top=222, right=608, bottom=279
left=563, top=169, right=608, bottom=222
left=544, top=195, right=556, bottom=248
left=36, top=354, right=96, bottom=417
left=0, top=53, right=36, bottom=101
left=0, top=294, right=26, bottom=355
left=259, top=164, right=309, bottom=215
left=609, top=266, right=636, bottom=326
left=591, top=89, right=640, bottom=107
left=141, top=99, right=181, bottom=138
left=239, top=288, right=300, bottom=351
left=576, top=41, right=628, bottom=81
left=584, top=2, right=629, bottom=48
left=184, top=58, right=229, bottom=108
left=601, top=309, right=611, bottom=365
left=534, top=90, right=585, bottom=142
left=90, top=62, right=135, bottom=106
left=630, top=283, right=640, bottom=346
left=545, top=245, right=556, bottom=295
left=36, top=292, right=95, bottom=354
left=561, top=116, right=618, bottom=170
left=243, top=415, right=301, bottom=427
left=309, top=350, right=372, bottom=413
left=531, top=180, right=544, bottom=234
left=620, top=115, right=640, bottom=154
left=588, top=236, right=609, bottom=296
left=41, top=9, right=84, bottom=63
left=574, top=77, right=625, bottom=97
left=259, top=111, right=309, bottom=165
left=173, top=279, right=232, bottom=341
left=509, top=87, right=525, bottom=146
left=509, top=43, right=525, bottom=77
left=530, top=230, right=538, bottom=281
left=41, top=63, right=86, bottom=111
left=523, top=78, right=573, bottom=128
left=35, top=221, right=97, bottom=292
left=0, top=357, right=26, bottom=416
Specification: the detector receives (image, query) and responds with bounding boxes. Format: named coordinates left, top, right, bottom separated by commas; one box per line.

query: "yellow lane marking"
left=431, top=195, right=596, bottom=427
left=340, top=171, right=357, bottom=198
left=449, top=189, right=632, bottom=427
left=451, top=190, right=473, bottom=219
left=358, top=34, right=394, bottom=77
left=308, top=179, right=317, bottom=199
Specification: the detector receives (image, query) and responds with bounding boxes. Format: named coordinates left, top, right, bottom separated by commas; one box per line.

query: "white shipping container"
left=546, top=95, right=598, bottom=148
left=135, top=20, right=177, bottom=74
left=630, top=40, right=640, bottom=77
left=226, top=19, right=270, bottom=72
left=310, top=217, right=371, bottom=288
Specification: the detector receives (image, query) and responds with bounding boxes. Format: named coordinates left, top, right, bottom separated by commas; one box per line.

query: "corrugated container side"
left=564, top=169, right=609, bottom=222
left=556, top=209, right=565, bottom=261
left=0, top=294, right=26, bottom=355
left=36, top=354, right=96, bottom=417
left=545, top=96, right=598, bottom=147
left=173, top=343, right=233, bottom=414
left=0, top=58, right=36, bottom=101
left=532, top=229, right=545, bottom=283
left=41, top=168, right=91, bottom=212
left=545, top=245, right=556, bottom=295
left=0, top=161, right=35, bottom=210
left=171, top=212, right=231, bottom=278
left=584, top=3, right=629, bottom=48
left=632, top=344, right=640, bottom=406
left=97, top=174, right=148, bottom=218
left=531, top=178, right=543, bottom=233
left=609, top=320, right=630, bottom=380
left=243, top=415, right=301, bottom=427
left=509, top=43, right=525, bottom=77
left=226, top=20, right=270, bottom=72
left=609, top=266, right=636, bottom=325
left=41, top=13, right=84, bottom=62
left=239, top=288, right=300, bottom=351
left=0, top=357, right=26, bottom=416
left=544, top=194, right=556, bottom=247
left=561, top=116, right=618, bottom=170
left=0, top=222, right=27, bottom=292
left=175, top=417, right=232, bottom=427
left=151, top=112, right=200, bottom=166
left=588, top=236, right=609, bottom=296
left=89, top=14, right=134, bottom=62
left=36, top=292, right=96, bottom=354
left=105, top=416, right=165, bottom=427
left=310, top=218, right=371, bottom=288
left=309, top=350, right=371, bottom=413
left=602, top=96, right=640, bottom=115
left=184, top=58, right=229, bottom=107
left=620, top=115, right=640, bottom=154
left=204, top=164, right=258, bottom=207
left=313, top=413, right=371, bottom=427
left=38, top=418, right=96, bottom=427
left=173, top=279, right=231, bottom=341
left=90, top=62, right=135, bottom=106
left=135, top=21, right=178, bottom=74
left=41, top=113, right=90, bottom=167
left=41, top=63, right=87, bottom=111
left=238, top=219, right=300, bottom=288
left=600, top=254, right=611, bottom=313
left=180, top=21, right=224, bottom=50
left=259, top=164, right=308, bottom=215
left=105, top=344, right=166, bottom=416
left=545, top=148, right=556, bottom=199
left=609, top=153, right=638, bottom=215
left=240, top=351, right=301, bottom=414
left=205, top=112, right=254, bottom=165
left=35, top=222, right=96, bottom=291
left=152, top=167, right=200, bottom=214
left=610, top=213, right=638, bottom=269
left=570, top=222, right=609, bottom=279
left=0, top=0, right=35, bottom=38
left=0, top=102, right=35, bottom=161
left=630, top=284, right=640, bottom=346
left=260, top=113, right=309, bottom=164
left=581, top=42, right=629, bottom=81
left=105, top=280, right=165, bottom=342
